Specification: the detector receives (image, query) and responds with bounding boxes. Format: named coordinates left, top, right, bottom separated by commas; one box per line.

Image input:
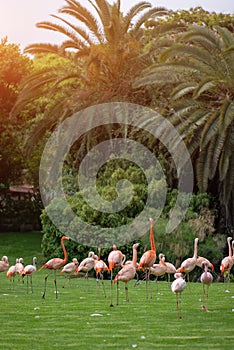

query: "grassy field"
left=0, top=232, right=233, bottom=350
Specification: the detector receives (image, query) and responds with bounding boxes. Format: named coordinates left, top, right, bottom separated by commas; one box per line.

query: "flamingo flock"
left=0, top=222, right=234, bottom=319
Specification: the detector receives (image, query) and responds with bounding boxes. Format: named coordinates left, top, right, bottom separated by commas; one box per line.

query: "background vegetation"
left=0, top=1, right=233, bottom=266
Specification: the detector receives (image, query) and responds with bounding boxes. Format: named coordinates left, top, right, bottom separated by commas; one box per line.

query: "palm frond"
left=200, top=111, right=219, bottom=149
left=24, top=43, right=61, bottom=56
left=171, top=82, right=196, bottom=100
left=219, top=100, right=234, bottom=132
left=132, top=7, right=168, bottom=33
left=60, top=0, right=103, bottom=42
left=123, top=1, right=152, bottom=33
left=180, top=25, right=222, bottom=51
left=193, top=78, right=216, bottom=99
left=215, top=26, right=234, bottom=48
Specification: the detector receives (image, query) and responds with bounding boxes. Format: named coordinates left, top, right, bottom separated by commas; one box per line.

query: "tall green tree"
left=0, top=38, right=31, bottom=186
left=134, top=25, right=234, bottom=229
left=12, top=0, right=167, bottom=152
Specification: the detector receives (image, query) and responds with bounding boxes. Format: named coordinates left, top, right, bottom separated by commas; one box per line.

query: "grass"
left=0, top=232, right=233, bottom=350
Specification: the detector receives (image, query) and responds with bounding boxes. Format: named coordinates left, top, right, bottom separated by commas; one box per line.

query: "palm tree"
left=134, top=25, right=234, bottom=228
left=12, top=0, right=167, bottom=151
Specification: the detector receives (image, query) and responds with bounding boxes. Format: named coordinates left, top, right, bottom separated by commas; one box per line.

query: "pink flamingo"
left=94, top=248, right=109, bottom=298
left=163, top=257, right=176, bottom=284
left=108, top=244, right=126, bottom=307
left=177, top=237, right=199, bottom=282
left=196, top=256, right=214, bottom=271
left=60, top=257, right=79, bottom=288
left=40, top=236, right=70, bottom=299
left=220, top=236, right=233, bottom=290
left=0, top=256, right=9, bottom=273
left=138, top=218, right=156, bottom=299
left=114, top=243, right=140, bottom=303
left=149, top=253, right=167, bottom=292
left=200, top=260, right=213, bottom=312
left=15, top=257, right=24, bottom=283
left=21, top=257, right=37, bottom=293
left=171, top=272, right=186, bottom=318
left=78, top=251, right=97, bottom=278
left=6, top=264, right=17, bottom=286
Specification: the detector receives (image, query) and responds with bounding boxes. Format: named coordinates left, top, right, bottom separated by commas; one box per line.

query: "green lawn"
left=0, top=232, right=233, bottom=350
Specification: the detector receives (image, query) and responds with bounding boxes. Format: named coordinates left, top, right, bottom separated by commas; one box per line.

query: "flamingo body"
left=0, top=256, right=9, bottom=272
left=114, top=243, right=140, bottom=302
left=196, top=256, right=214, bottom=271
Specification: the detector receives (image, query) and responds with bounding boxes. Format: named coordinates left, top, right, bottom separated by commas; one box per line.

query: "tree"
left=12, top=0, right=167, bottom=152
left=0, top=38, right=31, bottom=186
left=134, top=25, right=234, bottom=229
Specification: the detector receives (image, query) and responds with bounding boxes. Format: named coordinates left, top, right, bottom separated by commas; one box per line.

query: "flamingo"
left=78, top=251, right=97, bottom=278
left=108, top=244, right=126, bottom=307
left=6, top=264, right=17, bottom=286
left=60, top=258, right=79, bottom=288
left=94, top=248, right=109, bottom=298
left=138, top=218, right=156, bottom=299
left=114, top=243, right=140, bottom=303
left=21, top=257, right=37, bottom=293
left=177, top=237, right=199, bottom=282
left=196, top=256, right=214, bottom=271
left=0, top=256, right=9, bottom=273
left=39, top=236, right=70, bottom=299
left=220, top=236, right=233, bottom=291
left=200, top=260, right=213, bottom=312
left=171, top=272, right=186, bottom=319
left=163, top=257, right=176, bottom=284
left=15, top=257, right=24, bottom=283
left=149, top=253, right=167, bottom=293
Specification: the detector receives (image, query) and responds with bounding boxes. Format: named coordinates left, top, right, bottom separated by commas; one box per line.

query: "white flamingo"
left=21, top=257, right=37, bottom=293
left=200, top=260, right=213, bottom=312
left=171, top=272, right=186, bottom=319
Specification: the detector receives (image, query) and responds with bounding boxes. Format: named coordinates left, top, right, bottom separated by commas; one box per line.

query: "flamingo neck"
left=228, top=238, right=232, bottom=257
left=150, top=219, right=156, bottom=252
left=132, top=246, right=138, bottom=267
left=61, top=238, right=68, bottom=263
left=193, top=238, right=198, bottom=259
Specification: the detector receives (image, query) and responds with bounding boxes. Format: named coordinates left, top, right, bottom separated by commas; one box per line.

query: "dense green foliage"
left=0, top=38, right=31, bottom=186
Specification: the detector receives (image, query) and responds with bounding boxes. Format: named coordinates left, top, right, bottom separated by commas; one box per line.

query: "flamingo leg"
left=54, top=270, right=58, bottom=299
left=110, top=270, right=114, bottom=307
left=30, top=275, right=33, bottom=294
left=116, top=279, right=119, bottom=306
left=176, top=292, right=182, bottom=319
left=125, top=283, right=129, bottom=302
left=26, top=275, right=29, bottom=294
left=42, top=271, right=52, bottom=299
left=100, top=273, right=106, bottom=298
left=155, top=276, right=159, bottom=293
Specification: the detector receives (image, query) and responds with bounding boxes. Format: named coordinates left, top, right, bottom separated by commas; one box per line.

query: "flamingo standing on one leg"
left=138, top=218, right=156, bottom=299
left=114, top=243, right=140, bottom=303
left=171, top=272, right=186, bottom=319
left=94, top=248, right=109, bottom=298
left=39, top=236, right=70, bottom=299
left=60, top=258, right=79, bottom=288
left=177, top=237, right=199, bottom=283
left=108, top=245, right=126, bottom=307
left=200, top=260, right=213, bottom=312
left=220, top=236, right=233, bottom=291
left=21, top=257, right=37, bottom=293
